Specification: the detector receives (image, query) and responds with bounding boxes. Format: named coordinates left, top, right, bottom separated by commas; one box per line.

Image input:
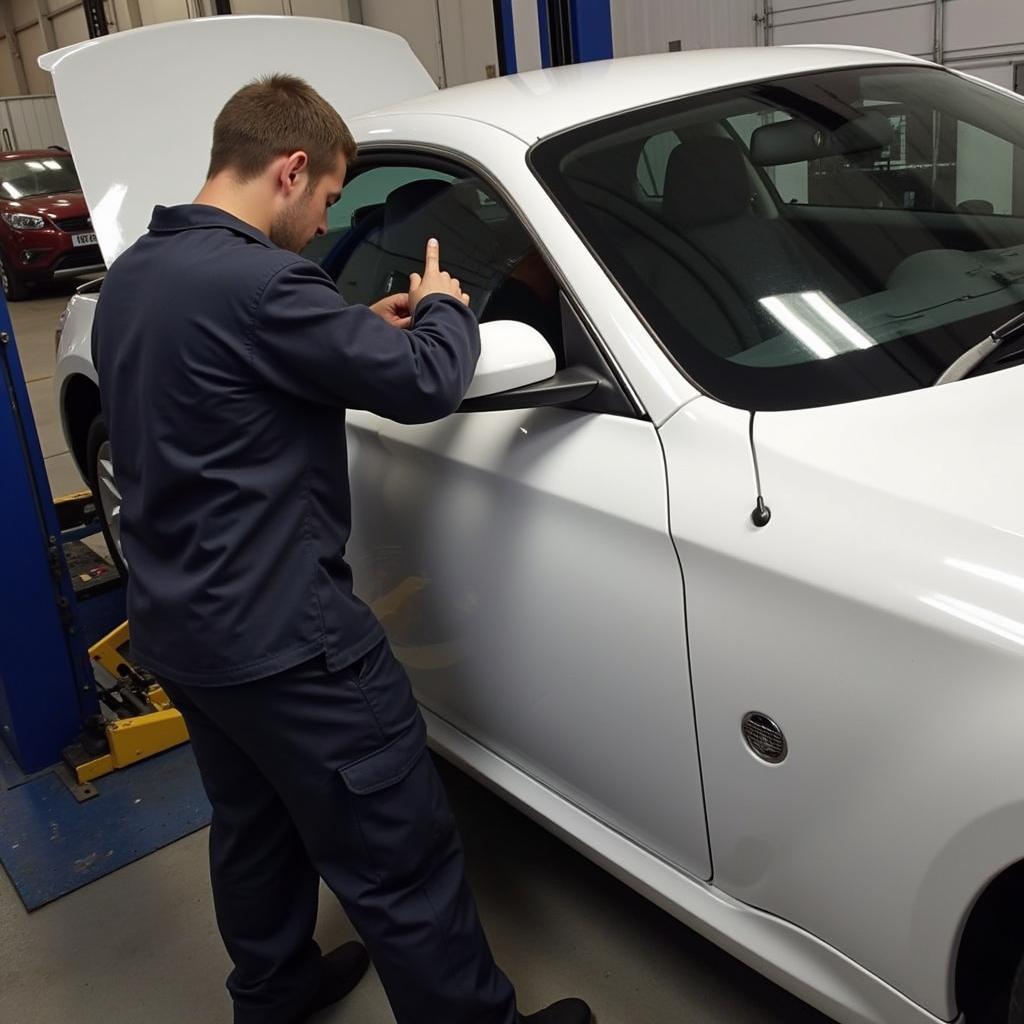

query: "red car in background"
left=0, top=149, right=104, bottom=301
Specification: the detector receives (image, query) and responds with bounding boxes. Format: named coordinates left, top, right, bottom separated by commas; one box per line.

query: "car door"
left=329, top=153, right=711, bottom=880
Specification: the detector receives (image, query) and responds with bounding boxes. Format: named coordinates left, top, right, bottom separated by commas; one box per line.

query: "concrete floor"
left=1, top=289, right=835, bottom=1024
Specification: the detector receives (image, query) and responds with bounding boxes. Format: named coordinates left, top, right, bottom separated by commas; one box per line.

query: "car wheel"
left=86, top=415, right=128, bottom=578
left=0, top=252, right=29, bottom=302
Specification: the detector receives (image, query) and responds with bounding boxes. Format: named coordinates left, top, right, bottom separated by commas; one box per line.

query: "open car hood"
left=39, top=15, right=436, bottom=266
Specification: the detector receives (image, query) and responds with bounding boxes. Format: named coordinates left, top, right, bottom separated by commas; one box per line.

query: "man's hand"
left=409, top=239, right=471, bottom=311
left=369, top=293, right=413, bottom=329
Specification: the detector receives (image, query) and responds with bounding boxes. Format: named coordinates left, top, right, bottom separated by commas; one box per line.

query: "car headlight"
left=2, top=212, right=47, bottom=230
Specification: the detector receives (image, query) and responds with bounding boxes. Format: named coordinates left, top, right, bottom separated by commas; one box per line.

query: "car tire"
left=86, top=415, right=128, bottom=579
left=0, top=252, right=29, bottom=302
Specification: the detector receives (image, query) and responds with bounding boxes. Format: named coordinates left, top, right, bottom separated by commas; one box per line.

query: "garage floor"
left=1, top=287, right=834, bottom=1024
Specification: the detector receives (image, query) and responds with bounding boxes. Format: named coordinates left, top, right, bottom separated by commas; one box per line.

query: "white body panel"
left=660, top=369, right=1024, bottom=1018
left=38, top=17, right=436, bottom=265
left=347, top=404, right=710, bottom=879
left=48, top=22, right=1024, bottom=1024
left=425, top=708, right=949, bottom=1024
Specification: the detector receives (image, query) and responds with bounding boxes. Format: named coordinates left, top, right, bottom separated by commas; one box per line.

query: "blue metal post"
left=570, top=0, right=614, bottom=63
left=0, top=293, right=98, bottom=773
left=537, top=0, right=553, bottom=67
left=497, top=0, right=518, bottom=74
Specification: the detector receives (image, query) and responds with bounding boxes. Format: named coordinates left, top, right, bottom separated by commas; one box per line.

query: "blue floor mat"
left=0, top=741, right=211, bottom=910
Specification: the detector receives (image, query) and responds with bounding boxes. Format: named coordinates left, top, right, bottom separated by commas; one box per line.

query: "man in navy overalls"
left=93, top=74, right=591, bottom=1024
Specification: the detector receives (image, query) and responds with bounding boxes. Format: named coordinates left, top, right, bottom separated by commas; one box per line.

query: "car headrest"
left=382, top=178, right=452, bottom=226
left=662, top=136, right=754, bottom=229
left=750, top=110, right=892, bottom=167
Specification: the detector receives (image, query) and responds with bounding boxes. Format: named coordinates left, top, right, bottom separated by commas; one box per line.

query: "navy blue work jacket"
left=92, top=204, right=480, bottom=686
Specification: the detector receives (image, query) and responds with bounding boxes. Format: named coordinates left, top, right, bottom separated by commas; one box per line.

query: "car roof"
left=362, top=45, right=928, bottom=142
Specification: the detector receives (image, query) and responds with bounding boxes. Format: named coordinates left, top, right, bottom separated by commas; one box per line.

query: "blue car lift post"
left=0, top=290, right=186, bottom=795
left=0, top=291, right=100, bottom=784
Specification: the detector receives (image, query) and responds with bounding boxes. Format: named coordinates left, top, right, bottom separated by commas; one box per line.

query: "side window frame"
left=327, top=144, right=645, bottom=419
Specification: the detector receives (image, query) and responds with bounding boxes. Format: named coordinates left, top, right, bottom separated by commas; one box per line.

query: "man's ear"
left=279, top=151, right=310, bottom=193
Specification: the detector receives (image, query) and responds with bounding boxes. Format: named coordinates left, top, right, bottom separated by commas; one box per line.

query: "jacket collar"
left=148, top=204, right=275, bottom=249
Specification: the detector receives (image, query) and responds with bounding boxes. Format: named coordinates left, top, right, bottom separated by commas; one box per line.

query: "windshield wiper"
left=935, top=309, right=1024, bottom=385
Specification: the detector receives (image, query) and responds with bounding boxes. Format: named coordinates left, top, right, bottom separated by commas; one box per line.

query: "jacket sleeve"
left=249, top=257, right=481, bottom=423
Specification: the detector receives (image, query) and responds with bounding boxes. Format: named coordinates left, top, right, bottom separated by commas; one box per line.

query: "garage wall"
left=1, top=2, right=1022, bottom=104
left=611, top=0, right=758, bottom=57
left=935, top=0, right=1024, bottom=89
left=360, top=0, right=443, bottom=84
left=609, top=0, right=1024, bottom=92
left=127, top=1, right=354, bottom=24
left=768, top=0, right=935, bottom=54
left=0, top=95, right=69, bottom=150
left=769, top=0, right=1024, bottom=89
left=436, top=0, right=500, bottom=86
left=359, top=0, right=498, bottom=87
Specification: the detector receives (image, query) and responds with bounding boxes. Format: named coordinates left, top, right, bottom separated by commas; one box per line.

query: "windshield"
left=530, top=65, right=1024, bottom=410
left=0, top=156, right=80, bottom=200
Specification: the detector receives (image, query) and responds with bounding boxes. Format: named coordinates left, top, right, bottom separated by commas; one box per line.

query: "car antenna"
left=749, top=411, right=771, bottom=528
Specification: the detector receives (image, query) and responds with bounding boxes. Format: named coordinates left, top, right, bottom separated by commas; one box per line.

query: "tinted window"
left=531, top=65, right=1024, bottom=410
left=306, top=162, right=564, bottom=359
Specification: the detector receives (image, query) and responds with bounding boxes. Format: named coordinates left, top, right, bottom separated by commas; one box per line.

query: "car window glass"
left=306, top=162, right=565, bottom=363
left=302, top=166, right=455, bottom=265
left=532, top=65, right=1024, bottom=411
left=0, top=156, right=80, bottom=199
left=636, top=131, right=679, bottom=198
left=725, top=100, right=1019, bottom=215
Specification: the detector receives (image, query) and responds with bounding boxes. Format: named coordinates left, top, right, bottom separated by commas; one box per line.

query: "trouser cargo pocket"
left=338, top=717, right=455, bottom=885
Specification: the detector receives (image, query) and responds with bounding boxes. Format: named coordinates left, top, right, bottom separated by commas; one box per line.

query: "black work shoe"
left=521, top=997, right=593, bottom=1023
left=301, top=941, right=370, bottom=1020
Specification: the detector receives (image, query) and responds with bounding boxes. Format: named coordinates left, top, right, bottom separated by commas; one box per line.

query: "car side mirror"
left=458, top=320, right=602, bottom=414
left=462, top=320, right=557, bottom=401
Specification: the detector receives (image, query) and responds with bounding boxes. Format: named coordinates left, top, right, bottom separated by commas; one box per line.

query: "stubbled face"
left=270, top=152, right=347, bottom=253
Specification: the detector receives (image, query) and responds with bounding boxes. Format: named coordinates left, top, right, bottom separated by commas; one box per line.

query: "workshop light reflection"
left=92, top=182, right=129, bottom=259
left=759, top=291, right=877, bottom=359
left=945, top=558, right=1024, bottom=595
left=921, top=593, right=1024, bottom=648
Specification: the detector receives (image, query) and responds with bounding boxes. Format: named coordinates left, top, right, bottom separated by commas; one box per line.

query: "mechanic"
left=91, top=74, right=592, bottom=1024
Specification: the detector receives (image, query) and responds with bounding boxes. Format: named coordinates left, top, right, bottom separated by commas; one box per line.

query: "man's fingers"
left=451, top=278, right=460, bottom=293
left=461, top=291, right=471, bottom=306
left=424, top=238, right=440, bottom=274
left=409, top=272, right=422, bottom=292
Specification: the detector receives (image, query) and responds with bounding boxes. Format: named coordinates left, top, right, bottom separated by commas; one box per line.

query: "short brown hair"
left=207, top=74, right=356, bottom=183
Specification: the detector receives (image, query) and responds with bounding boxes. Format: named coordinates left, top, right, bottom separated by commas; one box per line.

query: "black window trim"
left=345, top=141, right=646, bottom=420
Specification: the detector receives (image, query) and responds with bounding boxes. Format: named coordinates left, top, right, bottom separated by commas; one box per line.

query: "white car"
left=48, top=17, right=1024, bottom=1024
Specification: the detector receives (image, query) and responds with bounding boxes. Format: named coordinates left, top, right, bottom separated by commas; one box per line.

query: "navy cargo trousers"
left=161, top=638, right=518, bottom=1024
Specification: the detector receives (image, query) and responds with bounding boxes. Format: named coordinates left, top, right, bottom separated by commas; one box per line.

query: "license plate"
left=72, top=232, right=97, bottom=247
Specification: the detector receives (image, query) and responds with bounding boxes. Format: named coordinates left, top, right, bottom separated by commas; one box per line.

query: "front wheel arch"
left=956, top=860, right=1024, bottom=1022
left=62, top=375, right=102, bottom=479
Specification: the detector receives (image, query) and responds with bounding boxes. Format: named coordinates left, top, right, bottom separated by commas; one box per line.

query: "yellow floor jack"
left=63, top=620, right=190, bottom=787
